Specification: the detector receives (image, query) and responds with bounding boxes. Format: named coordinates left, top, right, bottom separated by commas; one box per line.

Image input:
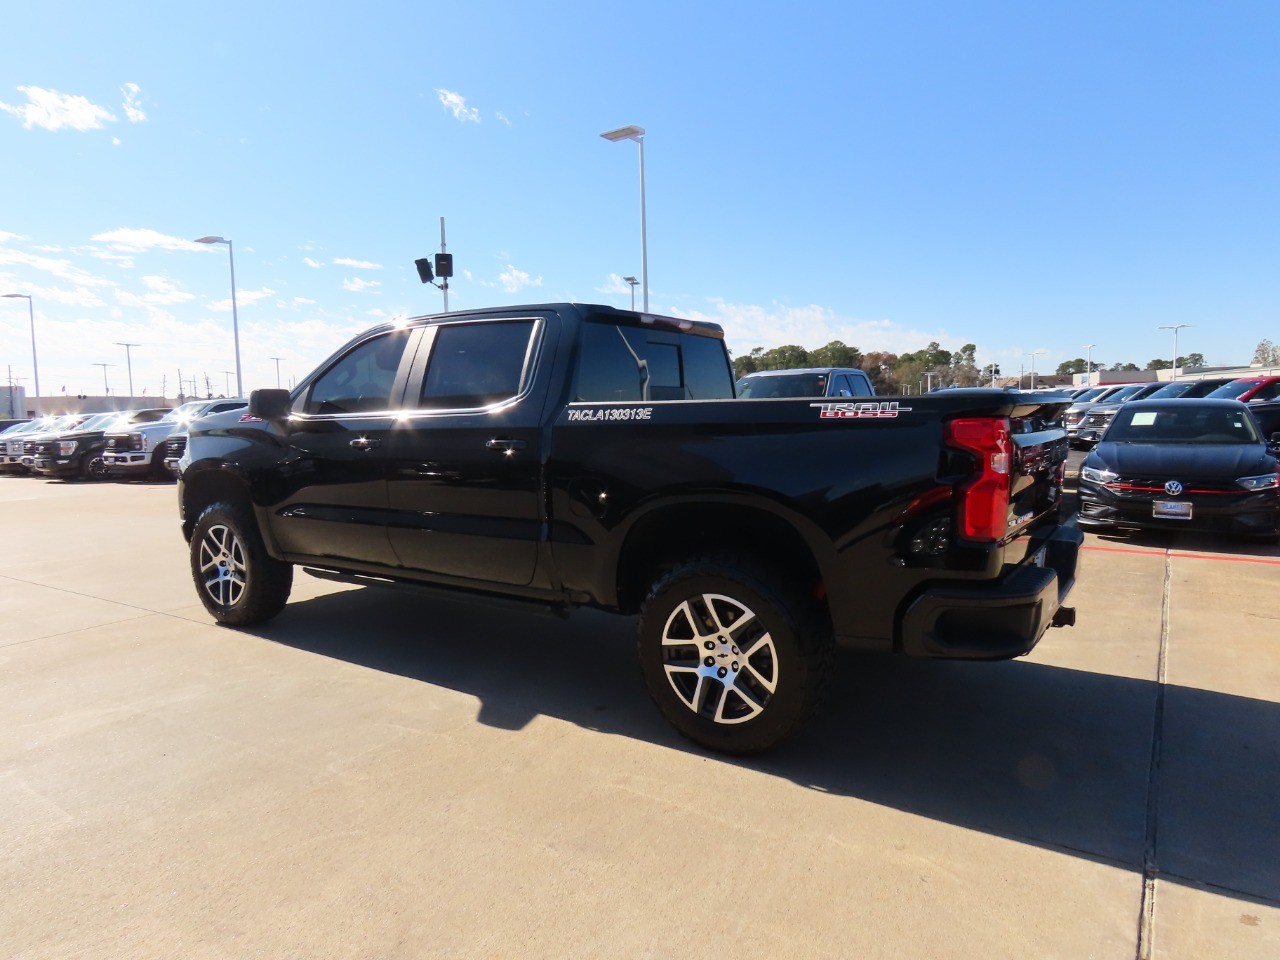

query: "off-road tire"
left=189, top=501, right=293, bottom=626
left=637, top=554, right=834, bottom=754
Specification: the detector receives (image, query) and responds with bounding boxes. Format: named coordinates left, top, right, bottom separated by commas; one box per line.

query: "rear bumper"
left=899, top=521, right=1083, bottom=660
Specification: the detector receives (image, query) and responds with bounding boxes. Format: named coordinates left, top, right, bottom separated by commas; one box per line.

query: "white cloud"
left=0, top=231, right=24, bottom=243
left=303, top=257, right=323, bottom=269
left=0, top=277, right=104, bottom=307
left=0, top=86, right=117, bottom=131
left=113, top=275, right=195, bottom=307
left=0, top=248, right=115, bottom=287
left=436, top=88, right=480, bottom=123
left=120, top=83, right=146, bottom=123
left=294, top=297, right=316, bottom=305
left=596, top=273, right=634, bottom=296
left=333, top=257, right=382, bottom=269
left=675, top=299, right=966, bottom=357
left=343, top=277, right=381, bottom=292
left=92, top=227, right=200, bottom=252
left=496, top=111, right=510, bottom=126
left=209, top=287, right=276, bottom=311
left=498, top=265, right=542, bottom=293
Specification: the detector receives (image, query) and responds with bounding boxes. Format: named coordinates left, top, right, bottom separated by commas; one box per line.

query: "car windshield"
left=1104, top=384, right=1148, bottom=402
left=160, top=401, right=207, bottom=423
left=737, top=373, right=827, bottom=398
left=1072, top=387, right=1108, bottom=402
left=1106, top=405, right=1261, bottom=444
left=1206, top=380, right=1259, bottom=400
left=80, top=412, right=125, bottom=431
left=1144, top=382, right=1196, bottom=399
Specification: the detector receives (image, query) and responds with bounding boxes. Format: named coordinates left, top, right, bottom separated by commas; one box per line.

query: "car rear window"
left=575, top=321, right=733, bottom=402
left=737, top=373, right=827, bottom=398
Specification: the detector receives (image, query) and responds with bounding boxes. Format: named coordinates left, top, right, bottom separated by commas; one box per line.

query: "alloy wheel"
left=198, top=524, right=247, bottom=608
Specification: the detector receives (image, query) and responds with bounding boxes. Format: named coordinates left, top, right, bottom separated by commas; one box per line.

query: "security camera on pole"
left=415, top=217, right=455, bottom=312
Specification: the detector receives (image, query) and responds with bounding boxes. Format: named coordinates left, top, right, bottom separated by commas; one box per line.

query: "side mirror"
left=249, top=389, right=292, bottom=421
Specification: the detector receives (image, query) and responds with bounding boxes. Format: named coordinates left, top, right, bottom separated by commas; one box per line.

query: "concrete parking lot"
left=2, top=473, right=1277, bottom=959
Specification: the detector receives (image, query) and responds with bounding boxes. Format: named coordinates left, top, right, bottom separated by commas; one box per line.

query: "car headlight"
left=1236, top=472, right=1280, bottom=491
left=57, top=440, right=77, bottom=456
left=1081, top=465, right=1118, bottom=484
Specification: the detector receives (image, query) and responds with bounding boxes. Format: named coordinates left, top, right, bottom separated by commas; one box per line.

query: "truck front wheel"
left=637, top=555, right=833, bottom=754
left=189, top=501, right=293, bottom=626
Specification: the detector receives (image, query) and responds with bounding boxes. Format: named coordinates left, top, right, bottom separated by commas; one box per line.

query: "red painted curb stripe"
left=1083, top=544, right=1280, bottom=566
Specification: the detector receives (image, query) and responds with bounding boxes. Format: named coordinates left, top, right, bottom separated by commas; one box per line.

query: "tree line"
left=732, top=341, right=989, bottom=392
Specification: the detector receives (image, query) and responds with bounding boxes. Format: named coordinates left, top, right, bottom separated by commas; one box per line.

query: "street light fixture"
left=1157, top=324, right=1191, bottom=381
left=1, top=293, right=39, bottom=398
left=92, top=362, right=114, bottom=395
left=268, top=356, right=284, bottom=390
left=1082, top=343, right=1096, bottom=386
left=622, top=275, right=638, bottom=311
left=1026, top=350, right=1046, bottom=390
left=115, top=342, right=139, bottom=399
left=193, top=236, right=243, bottom=397
left=600, top=125, right=648, bottom=313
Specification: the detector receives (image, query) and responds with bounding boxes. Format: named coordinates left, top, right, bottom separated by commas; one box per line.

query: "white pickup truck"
left=104, top=399, right=246, bottom=479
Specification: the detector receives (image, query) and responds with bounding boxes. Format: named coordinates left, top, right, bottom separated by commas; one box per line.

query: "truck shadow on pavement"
left=251, top=584, right=1280, bottom=908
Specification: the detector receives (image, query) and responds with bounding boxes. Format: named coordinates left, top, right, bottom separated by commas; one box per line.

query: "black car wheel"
left=637, top=554, right=833, bottom=754
left=78, top=451, right=108, bottom=481
left=189, top=501, right=293, bottom=626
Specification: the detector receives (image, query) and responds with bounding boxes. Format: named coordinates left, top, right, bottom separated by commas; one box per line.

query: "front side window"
left=419, top=320, right=537, bottom=410
left=1250, top=381, right=1280, bottom=401
left=306, top=329, right=412, bottom=415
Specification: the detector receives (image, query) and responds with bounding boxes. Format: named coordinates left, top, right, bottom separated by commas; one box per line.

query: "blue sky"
left=1, top=1, right=1277, bottom=398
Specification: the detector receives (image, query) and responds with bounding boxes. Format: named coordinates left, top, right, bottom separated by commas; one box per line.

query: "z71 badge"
left=811, top=401, right=912, bottom=419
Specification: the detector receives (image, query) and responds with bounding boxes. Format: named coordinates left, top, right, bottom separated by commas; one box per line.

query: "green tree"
left=949, top=344, right=981, bottom=387
left=809, top=340, right=862, bottom=369
left=1109, top=362, right=1140, bottom=372
left=860, top=351, right=898, bottom=392
left=1181, top=352, right=1205, bottom=368
left=1057, top=358, right=1088, bottom=376
left=1148, top=358, right=1173, bottom=371
left=757, top=344, right=811, bottom=370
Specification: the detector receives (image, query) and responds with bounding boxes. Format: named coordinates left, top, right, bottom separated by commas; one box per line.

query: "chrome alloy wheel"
left=660, top=593, right=779, bottom=724
left=198, top=524, right=247, bottom=608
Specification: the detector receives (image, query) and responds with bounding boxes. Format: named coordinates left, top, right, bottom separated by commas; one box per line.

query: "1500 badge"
left=568, top=407, right=654, bottom=422
left=811, top=401, right=912, bottom=419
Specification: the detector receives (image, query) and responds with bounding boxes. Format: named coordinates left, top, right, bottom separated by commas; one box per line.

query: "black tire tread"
left=190, top=500, right=293, bottom=626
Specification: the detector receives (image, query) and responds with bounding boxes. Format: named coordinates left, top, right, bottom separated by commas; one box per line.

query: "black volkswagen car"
left=1078, top=399, right=1280, bottom=540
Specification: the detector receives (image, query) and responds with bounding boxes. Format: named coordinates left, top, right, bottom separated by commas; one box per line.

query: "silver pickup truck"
left=104, top=399, right=246, bottom=480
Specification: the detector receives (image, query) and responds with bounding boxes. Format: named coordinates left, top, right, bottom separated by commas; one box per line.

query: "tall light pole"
left=93, top=362, right=114, bottom=395
left=1025, top=350, right=1045, bottom=390
left=623, top=275, right=638, bottom=311
left=1, top=293, right=39, bottom=398
left=1082, top=343, right=1096, bottom=386
left=1157, top=324, right=1191, bottom=381
left=115, top=342, right=139, bottom=399
left=194, top=236, right=243, bottom=397
left=222, top=370, right=235, bottom=397
left=600, top=125, right=648, bottom=312
left=268, top=356, right=284, bottom=389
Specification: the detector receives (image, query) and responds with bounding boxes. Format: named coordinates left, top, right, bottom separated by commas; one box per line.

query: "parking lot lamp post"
left=268, top=356, right=284, bottom=389
left=93, top=362, right=113, bottom=395
left=623, top=275, right=638, bottom=311
left=600, top=125, right=648, bottom=313
left=194, top=237, right=243, bottom=397
left=1082, top=343, right=1096, bottom=386
left=115, top=342, right=138, bottom=400
left=1026, top=350, right=1045, bottom=390
left=2, top=293, right=38, bottom=399
left=1157, top=324, right=1191, bottom=381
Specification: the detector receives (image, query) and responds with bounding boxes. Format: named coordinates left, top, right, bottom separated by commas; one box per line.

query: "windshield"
left=737, top=373, right=828, bottom=398
left=1104, top=384, right=1149, bottom=403
left=1144, top=382, right=1196, bottom=399
left=1106, top=405, right=1261, bottom=444
left=79, top=412, right=125, bottom=431
left=1206, top=380, right=1259, bottom=400
left=1072, top=387, right=1107, bottom=402
left=160, top=401, right=207, bottom=423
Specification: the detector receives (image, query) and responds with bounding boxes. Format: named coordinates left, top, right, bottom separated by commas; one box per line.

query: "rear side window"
left=1251, top=381, right=1280, bottom=401
left=305, top=329, right=412, bottom=415
left=575, top=322, right=733, bottom=401
left=419, top=320, right=538, bottom=409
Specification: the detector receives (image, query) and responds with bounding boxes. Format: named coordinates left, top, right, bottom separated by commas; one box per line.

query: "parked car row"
left=0, top=398, right=246, bottom=482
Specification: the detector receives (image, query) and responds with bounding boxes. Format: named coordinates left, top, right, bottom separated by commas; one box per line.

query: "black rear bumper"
left=899, top=521, right=1083, bottom=660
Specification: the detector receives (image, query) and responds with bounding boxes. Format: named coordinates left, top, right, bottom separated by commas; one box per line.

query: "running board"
left=301, top=566, right=574, bottom=619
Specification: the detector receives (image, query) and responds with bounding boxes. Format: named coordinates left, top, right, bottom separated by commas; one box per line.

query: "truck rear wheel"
left=637, top=555, right=833, bottom=754
left=190, top=501, right=293, bottom=626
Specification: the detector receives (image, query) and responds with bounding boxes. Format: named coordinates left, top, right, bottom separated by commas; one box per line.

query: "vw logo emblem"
left=1164, top=480, right=1184, bottom=496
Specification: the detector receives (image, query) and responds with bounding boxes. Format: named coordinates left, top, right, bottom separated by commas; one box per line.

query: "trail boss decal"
left=811, top=401, right=912, bottom=419
left=567, top=406, right=654, bottom=422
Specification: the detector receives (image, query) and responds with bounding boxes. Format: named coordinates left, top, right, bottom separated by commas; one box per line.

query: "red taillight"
left=945, top=417, right=1012, bottom=542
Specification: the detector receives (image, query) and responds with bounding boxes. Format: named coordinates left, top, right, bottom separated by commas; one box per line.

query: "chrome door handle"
left=349, top=437, right=382, bottom=450
left=485, top=438, right=527, bottom=452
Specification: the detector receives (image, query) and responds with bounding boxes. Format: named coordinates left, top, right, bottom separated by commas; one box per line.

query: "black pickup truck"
left=179, top=303, right=1082, bottom=753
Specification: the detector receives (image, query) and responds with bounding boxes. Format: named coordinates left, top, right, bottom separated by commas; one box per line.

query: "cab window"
left=305, top=329, right=412, bottom=415
left=575, top=321, right=734, bottom=402
left=419, top=320, right=538, bottom=410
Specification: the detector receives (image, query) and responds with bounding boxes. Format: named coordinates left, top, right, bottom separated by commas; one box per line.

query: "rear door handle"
left=349, top=437, right=382, bottom=450
left=485, top=438, right=528, bottom=452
